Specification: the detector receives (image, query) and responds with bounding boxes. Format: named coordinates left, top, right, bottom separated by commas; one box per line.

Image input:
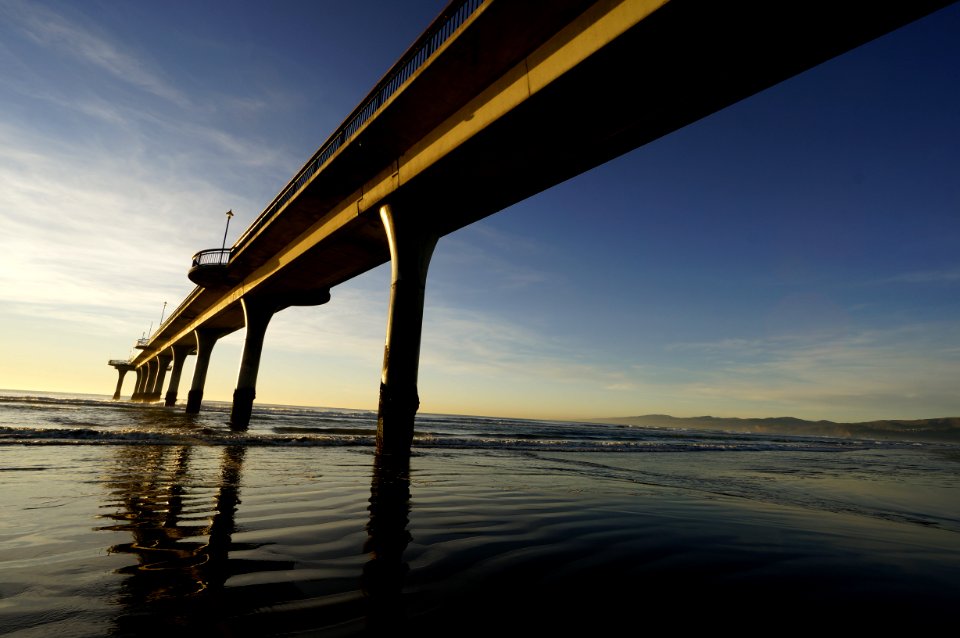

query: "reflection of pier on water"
left=97, top=439, right=413, bottom=634
left=363, top=453, right=412, bottom=632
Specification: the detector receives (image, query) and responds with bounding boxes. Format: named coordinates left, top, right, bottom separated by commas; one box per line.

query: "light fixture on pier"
left=221, top=209, right=234, bottom=252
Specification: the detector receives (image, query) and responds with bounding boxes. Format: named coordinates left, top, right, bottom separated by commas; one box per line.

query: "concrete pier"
left=148, top=354, right=172, bottom=402
left=230, top=289, right=331, bottom=428
left=112, top=369, right=128, bottom=401
left=186, top=329, right=222, bottom=414
left=229, top=297, right=278, bottom=429
left=146, top=359, right=160, bottom=402
left=109, top=361, right=134, bottom=400
left=376, top=204, right=437, bottom=455
left=164, top=345, right=193, bottom=407
left=139, top=364, right=151, bottom=399
left=107, top=1, right=953, bottom=430
left=130, top=367, right=144, bottom=401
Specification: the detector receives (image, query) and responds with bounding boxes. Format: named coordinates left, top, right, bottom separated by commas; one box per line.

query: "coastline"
left=594, top=413, right=960, bottom=443
left=5, top=388, right=957, bottom=444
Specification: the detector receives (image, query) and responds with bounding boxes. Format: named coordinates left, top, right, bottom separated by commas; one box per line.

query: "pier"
left=108, top=0, right=956, bottom=454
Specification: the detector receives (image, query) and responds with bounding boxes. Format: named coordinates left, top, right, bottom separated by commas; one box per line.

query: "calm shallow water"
left=1, top=392, right=958, bottom=635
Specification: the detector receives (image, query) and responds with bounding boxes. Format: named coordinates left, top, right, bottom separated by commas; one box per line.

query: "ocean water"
left=1, top=391, right=958, bottom=635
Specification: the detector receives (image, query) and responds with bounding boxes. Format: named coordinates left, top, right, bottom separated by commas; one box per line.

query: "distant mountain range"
left=593, top=414, right=960, bottom=443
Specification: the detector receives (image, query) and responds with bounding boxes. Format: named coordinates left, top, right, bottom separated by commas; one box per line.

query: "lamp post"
left=159, top=301, right=167, bottom=326
left=221, top=209, right=234, bottom=253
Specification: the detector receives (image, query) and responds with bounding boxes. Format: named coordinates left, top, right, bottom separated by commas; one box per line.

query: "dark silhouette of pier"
left=109, top=0, right=956, bottom=455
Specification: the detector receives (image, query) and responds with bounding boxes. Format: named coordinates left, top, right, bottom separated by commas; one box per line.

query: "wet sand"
left=2, top=443, right=959, bottom=636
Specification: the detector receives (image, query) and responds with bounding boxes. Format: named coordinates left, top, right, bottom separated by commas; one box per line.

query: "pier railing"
left=188, top=248, right=237, bottom=288
left=174, top=2, right=483, bottom=338
left=191, top=248, right=232, bottom=268
left=232, top=0, right=484, bottom=250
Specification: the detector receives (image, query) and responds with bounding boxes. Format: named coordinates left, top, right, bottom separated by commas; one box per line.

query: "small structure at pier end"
left=107, top=360, right=135, bottom=401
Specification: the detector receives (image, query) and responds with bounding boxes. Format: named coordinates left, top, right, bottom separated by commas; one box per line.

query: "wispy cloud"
left=657, top=324, right=960, bottom=418
left=0, top=3, right=317, bottom=376
left=256, top=274, right=960, bottom=419
left=4, top=0, right=190, bottom=108
left=435, top=231, right=551, bottom=291
left=881, top=268, right=960, bottom=284
left=604, top=382, right=641, bottom=391
left=0, top=1, right=296, bottom=174
left=257, top=283, right=389, bottom=363
left=0, top=121, right=234, bottom=337
left=260, top=273, right=627, bottom=392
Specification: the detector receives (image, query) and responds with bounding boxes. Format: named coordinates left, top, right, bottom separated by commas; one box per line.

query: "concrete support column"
left=186, top=329, right=222, bottom=414
left=138, top=364, right=151, bottom=400
left=164, top=345, right=193, bottom=407
left=131, top=367, right=145, bottom=401
left=112, top=368, right=129, bottom=401
left=230, top=297, right=279, bottom=429
left=376, top=203, right=438, bottom=455
left=149, top=354, right=172, bottom=402
left=142, top=359, right=158, bottom=402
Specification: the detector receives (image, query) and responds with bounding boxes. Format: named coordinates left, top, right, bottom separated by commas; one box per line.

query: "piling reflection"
left=100, top=445, right=209, bottom=600
left=203, top=445, right=245, bottom=586
left=96, top=434, right=419, bottom=634
left=363, top=452, right=413, bottom=632
left=98, top=443, right=293, bottom=634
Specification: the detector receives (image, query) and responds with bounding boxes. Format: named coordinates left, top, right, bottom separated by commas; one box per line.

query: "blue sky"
left=1, top=0, right=958, bottom=421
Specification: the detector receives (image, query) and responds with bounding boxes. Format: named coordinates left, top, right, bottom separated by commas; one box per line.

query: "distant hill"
left=592, top=414, right=960, bottom=443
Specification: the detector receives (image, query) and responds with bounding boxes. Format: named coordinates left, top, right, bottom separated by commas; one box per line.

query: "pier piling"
left=376, top=203, right=437, bottom=455
left=186, top=329, right=222, bottom=414
left=229, top=297, right=277, bottom=429
left=148, top=354, right=172, bottom=402
left=111, top=366, right=130, bottom=401
left=164, top=345, right=193, bottom=407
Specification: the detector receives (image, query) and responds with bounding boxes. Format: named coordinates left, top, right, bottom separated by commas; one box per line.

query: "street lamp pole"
left=221, top=209, right=234, bottom=252
left=159, top=301, right=168, bottom=326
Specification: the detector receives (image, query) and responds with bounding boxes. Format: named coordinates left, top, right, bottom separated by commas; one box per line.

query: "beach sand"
left=2, top=442, right=959, bottom=636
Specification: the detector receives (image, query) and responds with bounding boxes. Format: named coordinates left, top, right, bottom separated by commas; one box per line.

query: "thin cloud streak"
left=882, top=268, right=960, bottom=284
left=435, top=233, right=551, bottom=292
left=256, top=279, right=633, bottom=395
left=4, top=0, right=191, bottom=108
left=260, top=285, right=388, bottom=363
left=0, top=2, right=296, bottom=179
left=653, top=323, right=960, bottom=418
left=0, top=124, right=231, bottom=334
